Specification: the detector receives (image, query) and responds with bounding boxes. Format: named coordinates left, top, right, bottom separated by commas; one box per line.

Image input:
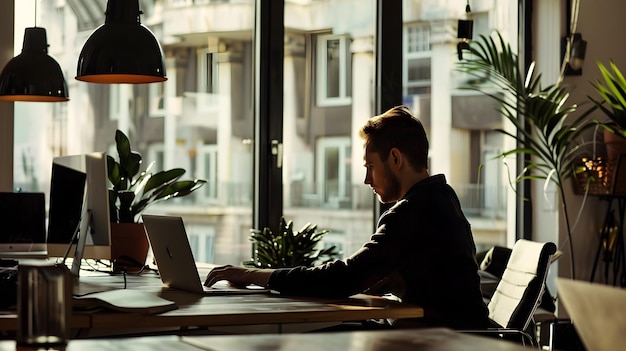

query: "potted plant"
left=457, top=31, right=595, bottom=279
left=589, top=60, right=626, bottom=194
left=243, top=217, right=340, bottom=268
left=590, top=60, right=626, bottom=139
left=108, top=129, right=206, bottom=268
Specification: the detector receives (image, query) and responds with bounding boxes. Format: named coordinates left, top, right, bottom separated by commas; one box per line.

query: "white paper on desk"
left=557, top=278, right=626, bottom=351
left=73, top=289, right=177, bottom=314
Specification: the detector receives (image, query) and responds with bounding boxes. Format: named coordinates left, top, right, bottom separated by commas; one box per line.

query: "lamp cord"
left=559, top=0, right=582, bottom=80
left=34, top=0, right=37, bottom=27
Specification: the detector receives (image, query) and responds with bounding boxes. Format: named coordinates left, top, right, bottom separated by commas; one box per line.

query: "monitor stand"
left=60, top=210, right=91, bottom=277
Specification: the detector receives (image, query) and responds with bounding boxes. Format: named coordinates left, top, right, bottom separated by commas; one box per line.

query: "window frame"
left=195, top=144, right=219, bottom=204
left=197, top=48, right=219, bottom=94
left=149, top=82, right=166, bottom=118
left=402, top=23, right=431, bottom=96
left=316, top=136, right=352, bottom=208
left=316, top=33, right=352, bottom=107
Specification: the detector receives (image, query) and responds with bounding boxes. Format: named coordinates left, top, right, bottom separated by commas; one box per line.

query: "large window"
left=10, top=0, right=519, bottom=264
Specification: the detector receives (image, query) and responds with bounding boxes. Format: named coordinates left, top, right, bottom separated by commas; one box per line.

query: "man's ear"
left=390, top=148, right=401, bottom=167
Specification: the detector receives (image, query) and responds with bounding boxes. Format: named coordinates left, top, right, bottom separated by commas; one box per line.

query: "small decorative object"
left=108, top=129, right=206, bottom=268
left=573, top=156, right=609, bottom=195
left=244, top=217, right=340, bottom=269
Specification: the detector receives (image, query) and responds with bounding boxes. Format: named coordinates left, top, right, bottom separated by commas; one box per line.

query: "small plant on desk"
left=243, top=217, right=341, bottom=268
left=107, top=129, right=206, bottom=270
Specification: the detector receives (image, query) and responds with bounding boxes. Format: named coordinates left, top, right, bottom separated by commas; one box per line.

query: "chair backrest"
left=487, top=239, right=557, bottom=330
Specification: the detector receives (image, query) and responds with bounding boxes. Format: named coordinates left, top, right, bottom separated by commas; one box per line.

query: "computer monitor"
left=0, top=192, right=47, bottom=258
left=46, top=152, right=111, bottom=260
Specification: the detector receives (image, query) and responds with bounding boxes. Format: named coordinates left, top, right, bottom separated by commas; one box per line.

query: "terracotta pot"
left=604, top=129, right=626, bottom=195
left=110, top=222, right=150, bottom=270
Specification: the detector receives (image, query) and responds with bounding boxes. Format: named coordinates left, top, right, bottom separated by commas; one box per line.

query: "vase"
left=110, top=222, right=150, bottom=271
left=604, top=129, right=626, bottom=195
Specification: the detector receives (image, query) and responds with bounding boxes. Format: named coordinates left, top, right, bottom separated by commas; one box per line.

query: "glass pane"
left=284, top=0, right=375, bottom=259
left=324, top=147, right=339, bottom=201
left=326, top=39, right=341, bottom=98
left=401, top=1, right=519, bottom=251
left=14, top=0, right=255, bottom=265
left=408, top=57, right=431, bottom=81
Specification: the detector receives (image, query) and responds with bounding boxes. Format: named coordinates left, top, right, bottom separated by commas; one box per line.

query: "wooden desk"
left=86, top=272, right=423, bottom=334
left=0, top=328, right=531, bottom=351
left=1, top=270, right=423, bottom=336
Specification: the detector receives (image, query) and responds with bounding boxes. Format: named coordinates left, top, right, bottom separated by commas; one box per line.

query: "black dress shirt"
left=268, top=174, right=489, bottom=329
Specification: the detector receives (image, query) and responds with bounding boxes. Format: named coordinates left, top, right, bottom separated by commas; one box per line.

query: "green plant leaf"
left=143, top=169, right=185, bottom=194
left=107, top=155, right=123, bottom=189
left=247, top=217, right=339, bottom=268
left=590, top=60, right=626, bottom=134
left=115, top=130, right=142, bottom=180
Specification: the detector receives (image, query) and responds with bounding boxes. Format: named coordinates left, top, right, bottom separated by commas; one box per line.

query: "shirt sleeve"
left=267, top=200, right=414, bottom=298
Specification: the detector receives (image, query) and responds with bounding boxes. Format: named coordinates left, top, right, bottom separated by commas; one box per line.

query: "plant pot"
left=110, top=222, right=150, bottom=271
left=604, top=129, right=626, bottom=195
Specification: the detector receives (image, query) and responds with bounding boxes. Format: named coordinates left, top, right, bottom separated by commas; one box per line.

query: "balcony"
left=179, top=92, right=227, bottom=129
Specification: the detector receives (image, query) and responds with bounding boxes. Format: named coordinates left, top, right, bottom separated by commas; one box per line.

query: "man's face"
left=363, top=146, right=402, bottom=203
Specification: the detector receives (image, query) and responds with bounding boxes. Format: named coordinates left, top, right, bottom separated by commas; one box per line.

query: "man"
left=205, top=105, right=489, bottom=329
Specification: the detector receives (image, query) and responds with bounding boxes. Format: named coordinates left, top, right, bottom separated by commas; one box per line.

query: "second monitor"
left=47, top=152, right=111, bottom=260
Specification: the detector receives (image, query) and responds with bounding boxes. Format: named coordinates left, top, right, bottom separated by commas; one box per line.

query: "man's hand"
left=204, top=264, right=273, bottom=289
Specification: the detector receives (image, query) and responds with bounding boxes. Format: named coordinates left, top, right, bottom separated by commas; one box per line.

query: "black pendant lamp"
left=0, top=27, right=69, bottom=102
left=76, top=0, right=167, bottom=84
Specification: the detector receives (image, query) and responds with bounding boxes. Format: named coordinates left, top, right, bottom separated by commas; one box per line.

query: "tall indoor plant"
left=108, top=129, right=206, bottom=268
left=457, top=31, right=595, bottom=279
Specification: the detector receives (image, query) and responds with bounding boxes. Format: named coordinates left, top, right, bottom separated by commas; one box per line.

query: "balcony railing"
left=453, top=183, right=508, bottom=220
left=158, top=181, right=508, bottom=220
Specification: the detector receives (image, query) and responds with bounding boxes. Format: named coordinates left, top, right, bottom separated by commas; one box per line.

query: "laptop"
left=0, top=192, right=48, bottom=258
left=142, top=214, right=270, bottom=295
left=556, top=278, right=626, bottom=351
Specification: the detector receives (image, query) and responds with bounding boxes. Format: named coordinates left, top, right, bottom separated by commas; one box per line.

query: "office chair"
left=461, top=239, right=557, bottom=347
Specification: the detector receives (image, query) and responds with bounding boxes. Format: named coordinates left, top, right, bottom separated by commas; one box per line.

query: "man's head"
left=359, top=106, right=429, bottom=203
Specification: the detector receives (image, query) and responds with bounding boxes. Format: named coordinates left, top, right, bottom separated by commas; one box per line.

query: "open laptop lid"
left=143, top=214, right=270, bottom=295
left=557, top=278, right=626, bottom=351
left=142, top=215, right=205, bottom=294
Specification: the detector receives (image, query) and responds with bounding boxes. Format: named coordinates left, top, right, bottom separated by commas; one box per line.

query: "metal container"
left=16, top=262, right=72, bottom=346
